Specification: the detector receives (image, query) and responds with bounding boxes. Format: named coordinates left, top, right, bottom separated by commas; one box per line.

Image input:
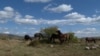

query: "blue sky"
left=0, top=0, right=100, bottom=37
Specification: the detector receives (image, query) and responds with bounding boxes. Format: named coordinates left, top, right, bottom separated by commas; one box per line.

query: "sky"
left=0, top=0, right=100, bottom=37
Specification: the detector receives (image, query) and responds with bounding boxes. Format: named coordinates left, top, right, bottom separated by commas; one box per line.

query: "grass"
left=0, top=39, right=100, bottom=56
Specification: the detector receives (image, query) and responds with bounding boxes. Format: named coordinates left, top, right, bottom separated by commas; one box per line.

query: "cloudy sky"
left=0, top=0, right=100, bottom=37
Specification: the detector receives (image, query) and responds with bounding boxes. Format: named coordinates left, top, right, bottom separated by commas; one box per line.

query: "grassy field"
left=0, top=39, right=100, bottom=56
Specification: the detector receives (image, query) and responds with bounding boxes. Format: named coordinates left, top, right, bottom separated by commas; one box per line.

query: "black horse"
left=85, top=37, right=96, bottom=43
left=34, top=33, right=44, bottom=40
left=24, top=35, right=32, bottom=41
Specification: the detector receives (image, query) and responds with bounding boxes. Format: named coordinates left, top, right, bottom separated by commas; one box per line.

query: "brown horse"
left=50, top=30, right=70, bottom=44
left=62, top=33, right=70, bottom=42
left=85, top=37, right=96, bottom=43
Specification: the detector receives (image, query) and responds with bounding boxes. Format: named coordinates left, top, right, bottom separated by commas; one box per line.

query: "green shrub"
left=0, top=37, right=9, bottom=40
left=70, top=36, right=79, bottom=43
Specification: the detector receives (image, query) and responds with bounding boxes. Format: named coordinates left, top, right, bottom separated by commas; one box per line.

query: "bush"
left=68, top=32, right=79, bottom=43
left=28, top=40, right=41, bottom=47
left=70, top=36, right=79, bottom=43
left=40, top=26, right=58, bottom=38
left=0, top=37, right=9, bottom=40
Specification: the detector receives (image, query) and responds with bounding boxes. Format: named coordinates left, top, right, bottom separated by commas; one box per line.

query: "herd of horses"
left=24, top=30, right=71, bottom=44
left=24, top=30, right=97, bottom=44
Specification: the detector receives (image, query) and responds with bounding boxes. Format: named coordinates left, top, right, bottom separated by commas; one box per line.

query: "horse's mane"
left=56, top=30, right=62, bottom=35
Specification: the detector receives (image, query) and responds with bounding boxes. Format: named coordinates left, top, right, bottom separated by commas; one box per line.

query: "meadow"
left=0, top=39, right=100, bottom=56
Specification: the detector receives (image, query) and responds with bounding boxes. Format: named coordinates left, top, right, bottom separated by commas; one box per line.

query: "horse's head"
left=56, top=30, right=62, bottom=35
left=24, top=35, right=32, bottom=41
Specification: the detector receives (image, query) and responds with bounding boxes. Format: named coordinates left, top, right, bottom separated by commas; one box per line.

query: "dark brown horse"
left=85, top=37, right=96, bottom=43
left=50, top=30, right=70, bottom=44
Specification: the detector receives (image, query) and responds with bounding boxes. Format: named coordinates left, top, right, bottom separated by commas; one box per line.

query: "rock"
left=50, top=45, right=54, bottom=48
left=85, top=46, right=90, bottom=50
left=94, top=44, right=99, bottom=48
left=90, top=46, right=97, bottom=50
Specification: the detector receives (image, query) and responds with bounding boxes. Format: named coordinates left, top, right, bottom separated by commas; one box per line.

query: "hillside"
left=0, top=33, right=23, bottom=40
left=0, top=33, right=100, bottom=56
left=0, top=39, right=100, bottom=56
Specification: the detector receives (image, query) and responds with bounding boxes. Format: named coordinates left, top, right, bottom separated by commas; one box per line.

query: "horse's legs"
left=65, top=37, right=69, bottom=43
left=49, top=37, right=52, bottom=42
left=49, top=36, right=55, bottom=43
left=52, top=38, right=56, bottom=43
left=93, top=39, right=96, bottom=43
left=38, top=36, right=41, bottom=40
left=59, top=38, right=64, bottom=44
left=85, top=39, right=88, bottom=44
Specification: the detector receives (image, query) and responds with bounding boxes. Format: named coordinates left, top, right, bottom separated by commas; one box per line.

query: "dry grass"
left=0, top=39, right=100, bottom=56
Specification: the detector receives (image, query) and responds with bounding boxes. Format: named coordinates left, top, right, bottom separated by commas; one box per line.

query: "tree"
left=68, top=32, right=79, bottom=43
left=40, top=26, right=58, bottom=38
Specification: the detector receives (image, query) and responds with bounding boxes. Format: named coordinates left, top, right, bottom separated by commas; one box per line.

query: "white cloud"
left=95, top=10, right=100, bottom=13
left=14, top=13, right=68, bottom=25
left=3, top=31, right=10, bottom=34
left=64, top=12, right=85, bottom=19
left=14, top=15, right=68, bottom=25
left=64, top=12, right=100, bottom=25
left=29, top=28, right=35, bottom=30
left=43, top=19, right=67, bottom=25
left=25, top=15, right=34, bottom=19
left=44, top=4, right=73, bottom=13
left=15, top=18, right=38, bottom=25
left=0, top=6, right=16, bottom=23
left=0, top=6, right=15, bottom=19
left=76, top=28, right=96, bottom=34
left=75, top=28, right=100, bottom=37
left=24, top=0, right=51, bottom=3
left=4, top=7, right=14, bottom=12
left=0, top=27, right=2, bottom=30
left=15, top=32, right=20, bottom=35
left=14, top=14, right=40, bottom=25
left=24, top=27, right=35, bottom=30
left=4, top=28, right=9, bottom=30
left=1, top=6, right=100, bottom=26
left=0, top=27, right=9, bottom=30
left=0, top=20, right=7, bottom=23
left=15, top=31, right=27, bottom=35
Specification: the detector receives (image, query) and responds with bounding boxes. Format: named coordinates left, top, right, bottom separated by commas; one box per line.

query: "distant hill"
left=0, top=33, right=24, bottom=40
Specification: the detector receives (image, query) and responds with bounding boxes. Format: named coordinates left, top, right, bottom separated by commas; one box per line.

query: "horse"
left=34, top=33, right=44, bottom=40
left=63, top=33, right=70, bottom=42
left=49, top=30, right=70, bottom=44
left=85, top=37, right=96, bottom=43
left=50, top=33, right=70, bottom=44
left=24, top=35, right=32, bottom=41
